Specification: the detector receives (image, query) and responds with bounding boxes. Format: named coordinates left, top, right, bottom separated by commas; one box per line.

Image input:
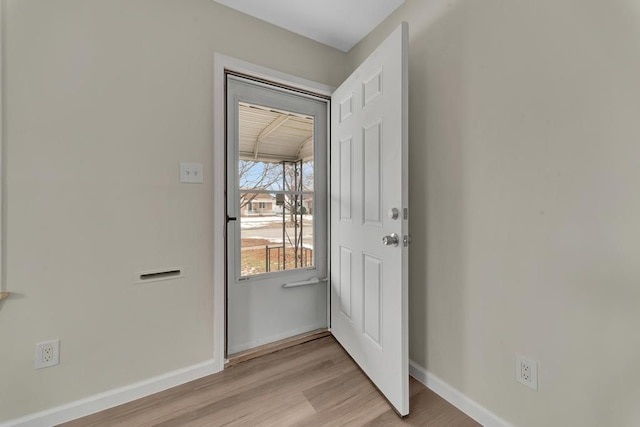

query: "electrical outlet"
left=35, top=340, right=60, bottom=369
left=515, top=354, right=538, bottom=390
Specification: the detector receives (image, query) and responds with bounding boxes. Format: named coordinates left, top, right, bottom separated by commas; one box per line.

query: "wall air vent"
left=136, top=268, right=184, bottom=284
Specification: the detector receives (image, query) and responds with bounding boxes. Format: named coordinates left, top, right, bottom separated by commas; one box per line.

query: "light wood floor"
left=62, top=337, right=480, bottom=426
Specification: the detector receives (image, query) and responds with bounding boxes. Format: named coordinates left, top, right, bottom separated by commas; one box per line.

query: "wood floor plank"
left=152, top=359, right=336, bottom=426
left=363, top=387, right=482, bottom=427
left=295, top=385, right=389, bottom=426
left=63, top=338, right=340, bottom=427
left=60, top=336, right=480, bottom=427
left=303, top=367, right=375, bottom=412
left=179, top=392, right=316, bottom=427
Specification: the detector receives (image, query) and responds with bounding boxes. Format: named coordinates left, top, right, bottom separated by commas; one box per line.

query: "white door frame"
left=0, top=1, right=5, bottom=290
left=212, top=53, right=334, bottom=371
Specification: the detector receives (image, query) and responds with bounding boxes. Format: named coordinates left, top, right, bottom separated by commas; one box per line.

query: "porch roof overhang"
left=238, top=102, right=313, bottom=164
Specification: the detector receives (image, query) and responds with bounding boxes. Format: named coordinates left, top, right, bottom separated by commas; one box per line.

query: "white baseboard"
left=1, top=359, right=221, bottom=427
left=409, top=360, right=512, bottom=427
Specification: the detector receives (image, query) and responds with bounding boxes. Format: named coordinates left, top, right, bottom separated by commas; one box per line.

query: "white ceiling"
left=214, top=0, right=405, bottom=52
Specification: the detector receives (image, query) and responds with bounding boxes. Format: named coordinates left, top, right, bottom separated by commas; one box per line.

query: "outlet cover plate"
left=35, top=340, right=60, bottom=369
left=515, top=354, right=538, bottom=391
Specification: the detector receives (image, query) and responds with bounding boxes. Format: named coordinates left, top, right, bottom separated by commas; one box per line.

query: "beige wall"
left=0, top=0, right=345, bottom=421
left=348, top=0, right=640, bottom=426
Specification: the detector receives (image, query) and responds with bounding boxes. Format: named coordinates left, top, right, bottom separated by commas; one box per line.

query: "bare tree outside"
left=238, top=160, right=281, bottom=209
left=281, top=160, right=314, bottom=223
left=239, top=160, right=314, bottom=218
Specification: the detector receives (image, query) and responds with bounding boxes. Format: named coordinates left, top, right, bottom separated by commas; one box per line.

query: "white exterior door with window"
left=226, top=76, right=328, bottom=355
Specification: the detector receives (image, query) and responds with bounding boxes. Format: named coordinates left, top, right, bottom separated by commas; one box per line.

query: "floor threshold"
left=226, top=328, right=331, bottom=367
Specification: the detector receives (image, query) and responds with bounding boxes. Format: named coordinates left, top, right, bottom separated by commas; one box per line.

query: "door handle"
left=282, top=277, right=328, bottom=288
left=382, top=233, right=400, bottom=247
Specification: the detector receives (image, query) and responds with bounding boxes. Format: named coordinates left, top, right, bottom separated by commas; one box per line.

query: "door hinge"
left=403, top=235, right=412, bottom=247
left=403, top=208, right=408, bottom=220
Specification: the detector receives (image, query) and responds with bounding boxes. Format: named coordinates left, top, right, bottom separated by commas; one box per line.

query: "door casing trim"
left=213, top=53, right=334, bottom=371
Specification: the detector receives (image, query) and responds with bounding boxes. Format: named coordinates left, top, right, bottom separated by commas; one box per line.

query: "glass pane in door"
left=237, top=102, right=315, bottom=277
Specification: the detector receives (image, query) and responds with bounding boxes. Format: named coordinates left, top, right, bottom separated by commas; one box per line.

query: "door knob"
left=382, top=233, right=400, bottom=247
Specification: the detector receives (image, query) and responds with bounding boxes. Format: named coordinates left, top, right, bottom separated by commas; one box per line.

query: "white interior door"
left=330, top=23, right=409, bottom=415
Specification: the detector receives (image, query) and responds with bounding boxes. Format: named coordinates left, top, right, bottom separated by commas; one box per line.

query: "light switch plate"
left=180, top=163, right=203, bottom=183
